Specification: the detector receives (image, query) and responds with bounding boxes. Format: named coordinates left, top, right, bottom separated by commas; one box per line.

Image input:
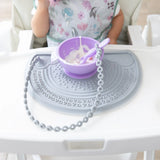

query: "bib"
left=38, top=0, right=119, bottom=46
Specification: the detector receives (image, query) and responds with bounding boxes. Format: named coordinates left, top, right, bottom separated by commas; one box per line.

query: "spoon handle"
left=99, top=38, right=110, bottom=48
left=80, top=38, right=110, bottom=64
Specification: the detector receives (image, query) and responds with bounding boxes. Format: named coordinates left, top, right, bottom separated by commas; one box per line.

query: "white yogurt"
left=65, top=37, right=95, bottom=64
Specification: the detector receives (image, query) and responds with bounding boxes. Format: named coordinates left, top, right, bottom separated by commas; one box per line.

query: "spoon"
left=80, top=38, right=110, bottom=64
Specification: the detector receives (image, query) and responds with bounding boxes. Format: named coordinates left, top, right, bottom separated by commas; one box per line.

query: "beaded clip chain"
left=24, top=45, right=104, bottom=132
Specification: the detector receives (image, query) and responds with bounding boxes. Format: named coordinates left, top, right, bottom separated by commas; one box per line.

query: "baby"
left=31, top=0, right=124, bottom=47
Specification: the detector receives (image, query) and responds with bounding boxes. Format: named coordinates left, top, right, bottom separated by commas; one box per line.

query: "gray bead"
left=70, top=124, right=76, bottom=130
left=25, top=82, right=28, bottom=87
left=34, top=120, right=40, bottom=126
left=40, top=123, right=46, bottom=129
left=25, top=105, right=29, bottom=110
left=62, top=126, right=69, bottom=132
left=26, top=76, right=30, bottom=81
left=27, top=111, right=31, bottom=116
left=95, top=54, right=100, bottom=59
left=97, top=50, right=102, bottom=56
left=24, top=88, right=28, bottom=92
left=96, top=60, right=102, bottom=66
left=91, top=106, right=97, bottom=112
left=87, top=112, right=93, bottom=118
left=47, top=125, right=53, bottom=131
left=24, top=100, right=27, bottom=104
left=99, top=49, right=102, bottom=53
left=24, top=93, right=27, bottom=98
left=30, top=116, right=35, bottom=121
left=55, top=127, right=61, bottom=132
left=97, top=66, right=103, bottom=72
left=98, top=79, right=104, bottom=86
left=83, top=117, right=88, bottom=123
left=98, top=73, right=104, bottom=79
left=77, top=121, right=83, bottom=127
left=97, top=86, right=103, bottom=92
left=96, top=51, right=102, bottom=56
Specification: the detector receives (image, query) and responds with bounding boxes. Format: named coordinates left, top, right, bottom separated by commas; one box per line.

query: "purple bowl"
left=57, top=37, right=104, bottom=79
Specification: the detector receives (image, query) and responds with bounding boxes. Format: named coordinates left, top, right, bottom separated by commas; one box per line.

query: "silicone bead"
left=27, top=111, right=31, bottom=116
left=30, top=116, right=35, bottom=121
left=24, top=88, right=28, bottom=92
left=24, top=94, right=27, bottom=98
left=28, top=70, right=31, bottom=76
left=97, top=86, right=103, bottom=92
left=25, top=82, right=28, bottom=87
left=47, top=126, right=53, bottom=131
left=97, top=66, right=103, bottom=72
left=55, top=127, right=61, bottom=132
left=87, top=112, right=93, bottom=118
left=98, top=79, right=104, bottom=86
left=34, top=120, right=40, bottom=125
left=96, top=60, right=102, bottom=66
left=77, top=121, right=83, bottom=127
left=91, top=106, right=97, bottom=112
left=83, top=117, right=88, bottom=123
left=95, top=54, right=100, bottom=59
left=62, top=126, right=69, bottom=132
left=98, top=73, right=104, bottom=79
left=24, top=100, right=27, bottom=104
left=70, top=124, right=76, bottom=130
left=40, top=123, right=46, bottom=129
left=25, top=105, right=28, bottom=110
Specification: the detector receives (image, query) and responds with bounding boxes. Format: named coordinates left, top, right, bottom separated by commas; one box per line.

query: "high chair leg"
left=17, top=154, right=26, bottom=160
left=32, top=154, right=42, bottom=160
left=144, top=151, right=155, bottom=160
left=0, top=153, right=7, bottom=160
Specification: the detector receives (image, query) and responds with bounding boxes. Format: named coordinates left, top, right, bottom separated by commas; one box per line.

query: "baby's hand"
left=109, top=38, right=117, bottom=44
left=38, top=0, right=50, bottom=9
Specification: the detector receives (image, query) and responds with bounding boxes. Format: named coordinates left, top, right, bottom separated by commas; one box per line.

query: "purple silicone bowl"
left=57, top=37, right=104, bottom=79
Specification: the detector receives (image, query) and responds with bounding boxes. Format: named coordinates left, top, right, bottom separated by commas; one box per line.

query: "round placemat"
left=28, top=50, right=141, bottom=113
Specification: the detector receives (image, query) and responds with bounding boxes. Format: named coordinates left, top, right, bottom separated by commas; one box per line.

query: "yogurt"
left=65, top=37, right=95, bottom=64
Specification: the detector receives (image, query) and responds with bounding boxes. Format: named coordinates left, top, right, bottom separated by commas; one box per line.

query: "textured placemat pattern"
left=28, top=50, right=140, bottom=112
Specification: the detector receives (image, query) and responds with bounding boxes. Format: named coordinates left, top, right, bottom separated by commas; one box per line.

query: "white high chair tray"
left=0, top=45, right=160, bottom=155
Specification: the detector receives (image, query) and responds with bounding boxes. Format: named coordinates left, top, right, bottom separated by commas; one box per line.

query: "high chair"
left=142, top=14, right=160, bottom=46
left=1, top=0, right=157, bottom=160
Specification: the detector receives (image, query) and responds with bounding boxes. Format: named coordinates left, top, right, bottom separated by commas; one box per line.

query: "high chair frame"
left=2, top=0, right=156, bottom=160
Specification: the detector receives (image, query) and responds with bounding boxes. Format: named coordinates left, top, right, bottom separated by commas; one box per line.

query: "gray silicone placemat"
left=28, top=50, right=141, bottom=113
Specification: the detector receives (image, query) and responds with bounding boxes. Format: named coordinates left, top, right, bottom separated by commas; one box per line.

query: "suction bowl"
left=56, top=37, right=104, bottom=79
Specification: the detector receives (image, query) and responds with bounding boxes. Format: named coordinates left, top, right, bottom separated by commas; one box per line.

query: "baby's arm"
left=31, top=0, right=50, bottom=37
left=107, top=9, right=124, bottom=44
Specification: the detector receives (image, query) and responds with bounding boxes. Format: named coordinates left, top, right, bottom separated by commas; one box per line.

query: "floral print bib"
left=34, top=0, right=119, bottom=46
